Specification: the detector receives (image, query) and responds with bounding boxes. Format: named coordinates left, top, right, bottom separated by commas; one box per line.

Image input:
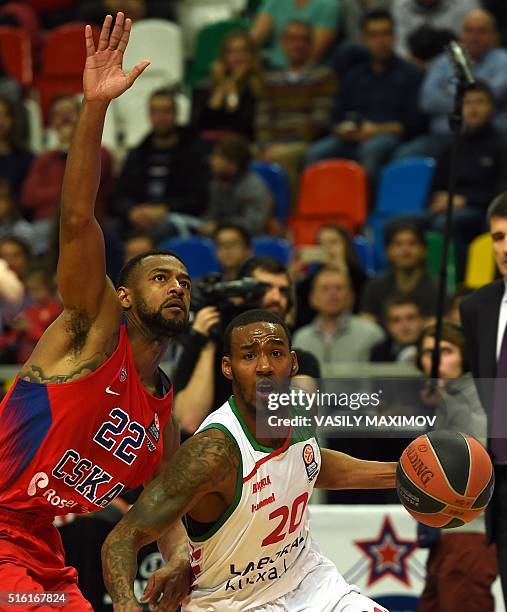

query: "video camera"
left=191, top=274, right=270, bottom=341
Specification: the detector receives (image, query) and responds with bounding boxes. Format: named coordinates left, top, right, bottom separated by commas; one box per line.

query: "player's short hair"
left=116, top=250, right=187, bottom=289
left=224, top=309, right=292, bottom=355
left=487, top=191, right=507, bottom=224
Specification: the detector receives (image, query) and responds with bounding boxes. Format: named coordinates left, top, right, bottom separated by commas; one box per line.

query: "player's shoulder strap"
left=194, top=398, right=237, bottom=435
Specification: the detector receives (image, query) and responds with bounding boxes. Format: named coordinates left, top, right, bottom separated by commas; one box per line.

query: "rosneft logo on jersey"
left=27, top=471, right=49, bottom=496
left=26, top=471, right=79, bottom=510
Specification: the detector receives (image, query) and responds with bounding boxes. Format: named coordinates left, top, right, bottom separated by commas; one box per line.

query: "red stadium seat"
left=288, top=160, right=368, bottom=244
left=36, top=22, right=99, bottom=123
left=0, top=2, right=41, bottom=56
left=297, top=160, right=368, bottom=220
left=0, top=27, right=33, bottom=88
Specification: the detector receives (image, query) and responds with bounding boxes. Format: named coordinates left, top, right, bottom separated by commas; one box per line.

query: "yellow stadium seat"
left=464, top=233, right=495, bottom=289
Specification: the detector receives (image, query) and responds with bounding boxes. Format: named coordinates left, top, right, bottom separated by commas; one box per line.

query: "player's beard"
left=135, top=297, right=188, bottom=338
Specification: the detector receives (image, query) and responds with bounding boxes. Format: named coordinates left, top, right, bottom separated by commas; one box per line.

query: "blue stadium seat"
left=252, top=236, right=293, bottom=265
left=158, top=236, right=221, bottom=279
left=251, top=161, right=291, bottom=223
left=369, top=157, right=436, bottom=269
left=352, top=236, right=375, bottom=276
left=375, top=157, right=436, bottom=215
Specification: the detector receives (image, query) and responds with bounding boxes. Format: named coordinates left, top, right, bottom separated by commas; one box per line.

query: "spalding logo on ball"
left=396, top=430, right=494, bottom=528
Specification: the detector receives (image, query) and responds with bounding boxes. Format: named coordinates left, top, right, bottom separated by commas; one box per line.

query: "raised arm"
left=316, top=447, right=396, bottom=490
left=58, top=13, right=148, bottom=317
left=101, top=429, right=239, bottom=610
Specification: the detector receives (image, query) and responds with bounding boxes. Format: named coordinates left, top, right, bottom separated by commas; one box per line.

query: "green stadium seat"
left=425, top=230, right=457, bottom=295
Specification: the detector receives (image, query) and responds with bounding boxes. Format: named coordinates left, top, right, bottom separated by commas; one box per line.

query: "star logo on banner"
left=355, top=516, right=417, bottom=587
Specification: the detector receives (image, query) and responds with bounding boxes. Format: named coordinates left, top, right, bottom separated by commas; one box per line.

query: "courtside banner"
left=308, top=505, right=505, bottom=612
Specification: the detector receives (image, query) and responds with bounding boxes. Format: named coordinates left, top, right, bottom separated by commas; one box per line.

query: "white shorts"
left=183, top=541, right=389, bottom=612
left=251, top=551, right=389, bottom=612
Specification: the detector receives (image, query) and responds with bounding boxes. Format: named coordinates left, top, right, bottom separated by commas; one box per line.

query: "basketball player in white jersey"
left=102, top=309, right=395, bottom=611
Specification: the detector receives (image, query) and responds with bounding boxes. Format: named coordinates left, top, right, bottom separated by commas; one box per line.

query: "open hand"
left=83, top=12, right=150, bottom=102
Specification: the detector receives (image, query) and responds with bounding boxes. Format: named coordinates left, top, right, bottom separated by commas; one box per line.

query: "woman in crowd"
left=192, top=31, right=263, bottom=143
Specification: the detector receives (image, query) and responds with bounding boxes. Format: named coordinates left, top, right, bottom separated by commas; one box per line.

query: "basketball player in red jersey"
left=0, top=13, right=191, bottom=611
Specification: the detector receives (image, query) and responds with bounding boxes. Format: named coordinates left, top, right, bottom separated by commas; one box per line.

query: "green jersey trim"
left=228, top=396, right=317, bottom=451
left=228, top=396, right=278, bottom=453
left=187, top=423, right=244, bottom=543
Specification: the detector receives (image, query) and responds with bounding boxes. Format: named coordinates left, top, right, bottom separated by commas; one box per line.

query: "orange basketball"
left=396, top=431, right=494, bottom=528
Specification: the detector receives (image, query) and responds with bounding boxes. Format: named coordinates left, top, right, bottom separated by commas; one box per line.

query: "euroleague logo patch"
left=146, top=413, right=161, bottom=452
left=302, top=443, right=319, bottom=482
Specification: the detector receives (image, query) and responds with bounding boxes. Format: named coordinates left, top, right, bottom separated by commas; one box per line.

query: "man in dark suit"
left=460, top=192, right=507, bottom=604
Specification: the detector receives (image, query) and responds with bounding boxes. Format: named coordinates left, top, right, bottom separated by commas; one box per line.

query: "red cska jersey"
left=0, top=321, right=173, bottom=518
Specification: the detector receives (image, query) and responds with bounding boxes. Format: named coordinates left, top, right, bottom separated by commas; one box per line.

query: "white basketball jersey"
left=181, top=397, right=348, bottom=611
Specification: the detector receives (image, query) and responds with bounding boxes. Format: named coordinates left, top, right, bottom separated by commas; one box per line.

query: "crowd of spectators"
left=0, top=1, right=502, bottom=436
left=0, top=0, right=503, bottom=377
left=0, top=3, right=502, bottom=604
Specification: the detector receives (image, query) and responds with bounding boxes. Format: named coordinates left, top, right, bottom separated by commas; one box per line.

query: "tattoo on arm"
left=18, top=327, right=118, bottom=384
left=102, top=430, right=239, bottom=604
left=18, top=353, right=108, bottom=384
left=101, top=530, right=147, bottom=605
